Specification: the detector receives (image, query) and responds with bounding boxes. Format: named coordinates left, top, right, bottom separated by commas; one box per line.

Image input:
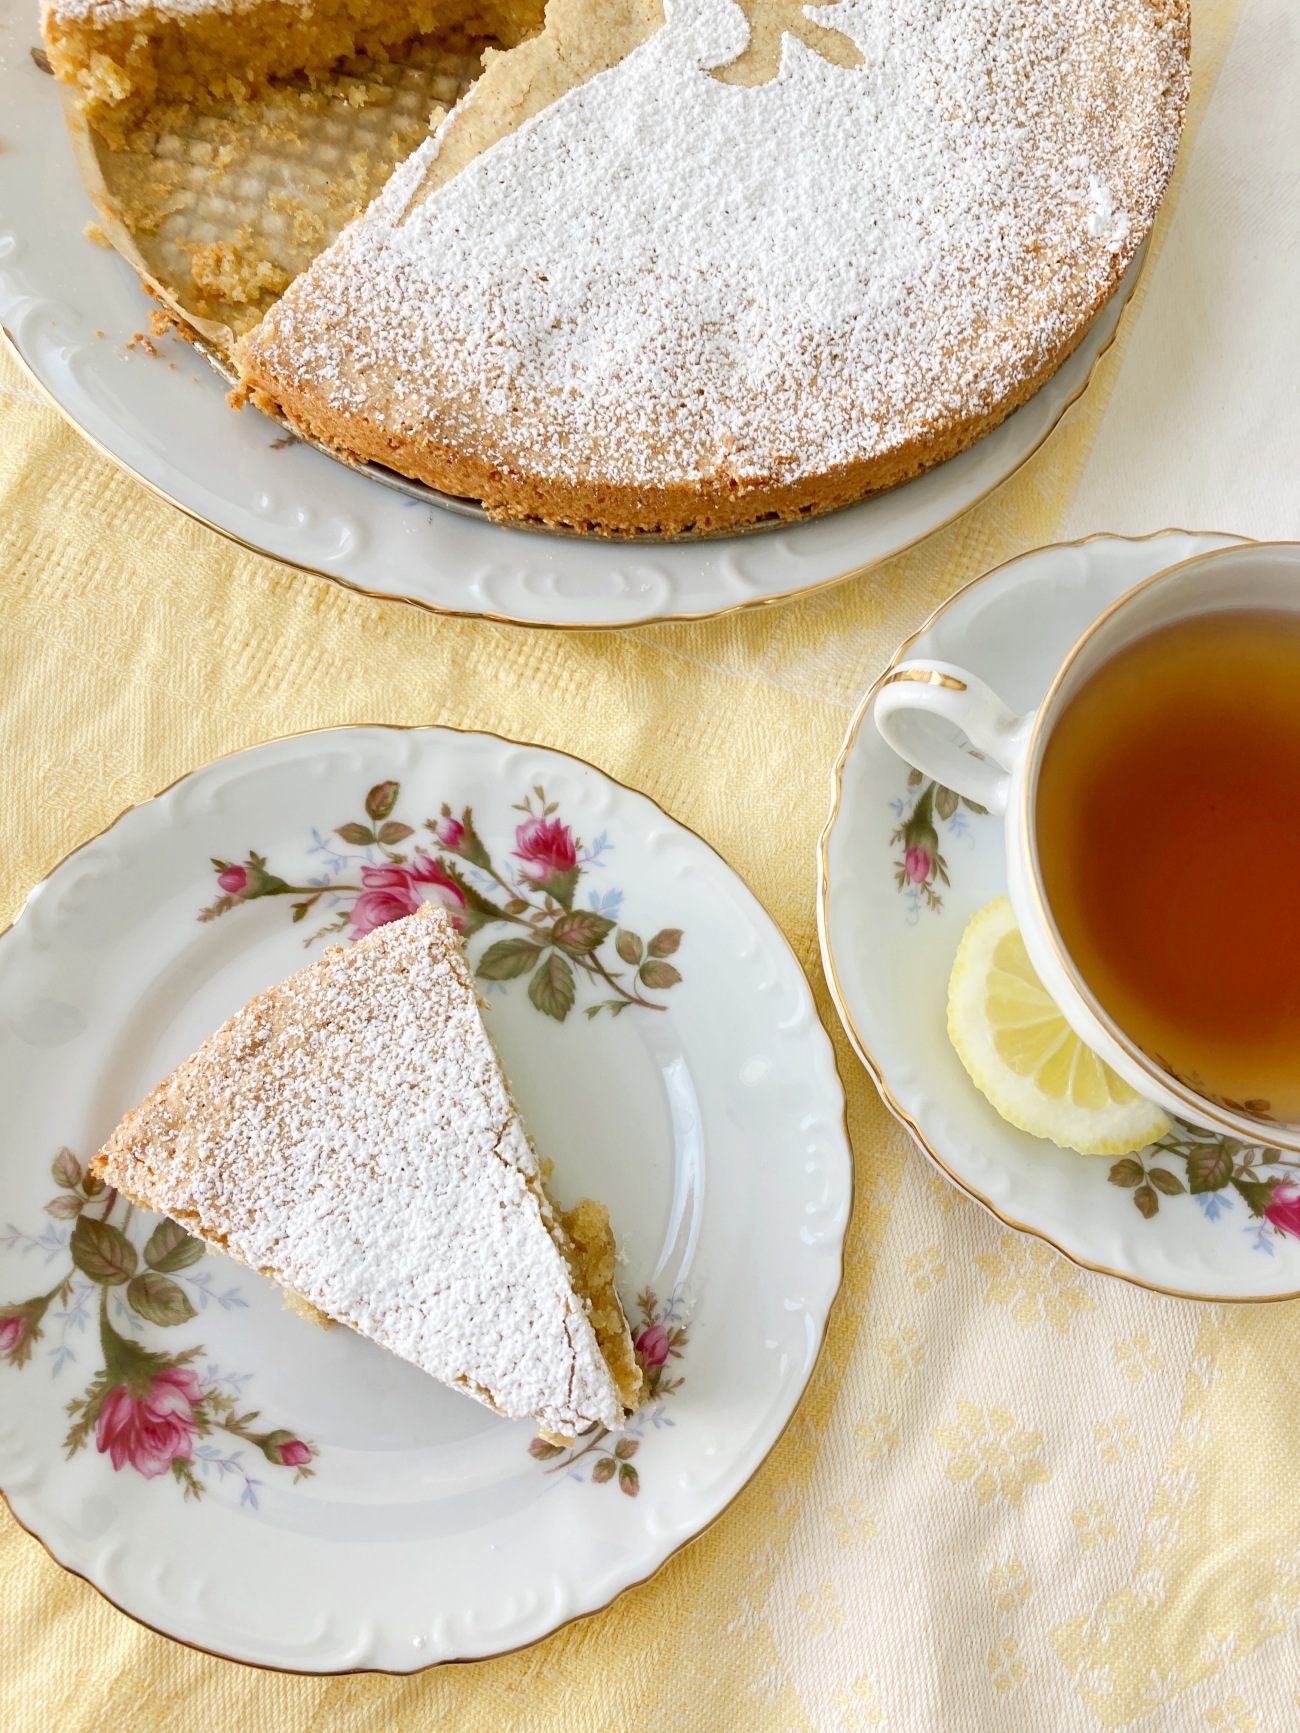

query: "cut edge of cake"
left=40, top=0, right=548, bottom=147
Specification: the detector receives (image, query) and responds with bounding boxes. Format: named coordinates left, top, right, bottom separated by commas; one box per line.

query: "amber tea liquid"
left=1036, top=609, right=1300, bottom=1123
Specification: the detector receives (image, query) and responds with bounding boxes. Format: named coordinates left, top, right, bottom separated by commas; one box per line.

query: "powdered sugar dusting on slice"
left=250, top=0, right=1188, bottom=492
left=95, top=904, right=626, bottom=1435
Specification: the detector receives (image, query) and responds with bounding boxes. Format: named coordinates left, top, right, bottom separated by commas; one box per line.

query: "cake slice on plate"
left=91, top=902, right=641, bottom=1436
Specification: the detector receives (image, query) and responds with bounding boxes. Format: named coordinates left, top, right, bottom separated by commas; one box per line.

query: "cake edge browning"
left=242, top=312, right=1108, bottom=537
left=88, top=904, right=641, bottom=1433
left=236, top=0, right=1191, bottom=536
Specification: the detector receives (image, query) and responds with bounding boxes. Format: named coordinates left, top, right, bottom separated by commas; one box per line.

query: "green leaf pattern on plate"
left=1, top=1151, right=316, bottom=1504
left=199, top=780, right=687, bottom=1023
left=1105, top=1123, right=1300, bottom=1248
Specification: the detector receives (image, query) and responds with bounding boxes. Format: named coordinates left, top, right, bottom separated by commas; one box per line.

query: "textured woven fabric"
left=5, top=1, right=1300, bottom=1725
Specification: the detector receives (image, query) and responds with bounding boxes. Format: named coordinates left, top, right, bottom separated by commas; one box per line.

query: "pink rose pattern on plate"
left=1107, top=1125, right=1300, bottom=1252
left=0, top=1151, right=315, bottom=1505
left=885, top=774, right=1300, bottom=1254
left=513, top=815, right=578, bottom=878
left=202, top=780, right=685, bottom=1023
left=95, top=1364, right=207, bottom=1478
left=889, top=769, right=988, bottom=916
left=527, top=1288, right=689, bottom=1496
left=5, top=786, right=690, bottom=1504
left=349, top=855, right=468, bottom=940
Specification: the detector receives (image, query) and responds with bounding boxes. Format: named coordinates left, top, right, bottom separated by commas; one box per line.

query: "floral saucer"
left=817, top=530, right=1300, bottom=1303
left=0, top=727, right=850, bottom=1670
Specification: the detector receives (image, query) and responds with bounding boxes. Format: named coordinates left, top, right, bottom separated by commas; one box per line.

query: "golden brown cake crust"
left=235, top=0, right=1190, bottom=535
left=48, top=0, right=1190, bottom=535
left=245, top=338, right=1101, bottom=537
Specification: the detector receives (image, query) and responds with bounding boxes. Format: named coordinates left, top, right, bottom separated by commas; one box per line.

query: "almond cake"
left=41, top=0, right=1190, bottom=534
left=91, top=903, right=642, bottom=1436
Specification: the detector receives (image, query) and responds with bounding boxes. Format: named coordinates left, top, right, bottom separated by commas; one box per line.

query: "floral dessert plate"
left=0, top=727, right=850, bottom=1670
left=0, top=16, right=1140, bottom=628
left=817, top=530, right=1300, bottom=1303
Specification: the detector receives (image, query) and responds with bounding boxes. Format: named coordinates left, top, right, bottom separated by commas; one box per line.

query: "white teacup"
left=874, top=540, right=1300, bottom=1152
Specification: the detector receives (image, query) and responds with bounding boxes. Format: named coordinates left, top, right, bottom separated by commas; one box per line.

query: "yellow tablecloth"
left=5, top=2, right=1300, bottom=1724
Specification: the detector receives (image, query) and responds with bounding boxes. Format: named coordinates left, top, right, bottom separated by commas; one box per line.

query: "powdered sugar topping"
left=98, top=904, right=626, bottom=1434
left=255, top=0, right=1188, bottom=492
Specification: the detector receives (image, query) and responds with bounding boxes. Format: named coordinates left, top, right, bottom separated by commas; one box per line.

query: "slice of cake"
left=91, top=902, right=641, bottom=1435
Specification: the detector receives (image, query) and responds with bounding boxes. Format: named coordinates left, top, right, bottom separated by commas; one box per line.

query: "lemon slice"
left=947, top=897, right=1169, bottom=1156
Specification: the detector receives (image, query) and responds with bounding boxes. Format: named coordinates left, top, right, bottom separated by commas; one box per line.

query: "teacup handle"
left=873, top=662, right=1028, bottom=816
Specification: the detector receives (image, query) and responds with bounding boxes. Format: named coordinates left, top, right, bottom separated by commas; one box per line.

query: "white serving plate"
left=0, top=726, right=851, bottom=1669
left=0, top=2, right=1142, bottom=627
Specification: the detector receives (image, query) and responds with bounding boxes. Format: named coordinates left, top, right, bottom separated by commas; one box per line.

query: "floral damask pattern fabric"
left=0, top=1, right=1292, bottom=1721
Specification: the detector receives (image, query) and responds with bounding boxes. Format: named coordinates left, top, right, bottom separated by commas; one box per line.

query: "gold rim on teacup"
left=874, top=540, right=1300, bottom=1153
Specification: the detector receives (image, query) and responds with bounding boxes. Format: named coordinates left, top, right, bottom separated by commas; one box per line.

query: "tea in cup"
left=874, top=541, right=1300, bottom=1150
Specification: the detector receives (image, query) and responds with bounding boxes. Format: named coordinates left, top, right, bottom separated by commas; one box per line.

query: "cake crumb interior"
left=558, top=1198, right=644, bottom=1415
left=83, top=31, right=495, bottom=338
left=46, top=0, right=545, bottom=143
left=44, top=0, right=544, bottom=347
left=46, top=0, right=661, bottom=351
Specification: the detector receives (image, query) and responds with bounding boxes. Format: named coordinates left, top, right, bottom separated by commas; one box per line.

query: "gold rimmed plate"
left=4, top=14, right=1145, bottom=627
left=813, top=531, right=1300, bottom=1304
left=0, top=725, right=851, bottom=1669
